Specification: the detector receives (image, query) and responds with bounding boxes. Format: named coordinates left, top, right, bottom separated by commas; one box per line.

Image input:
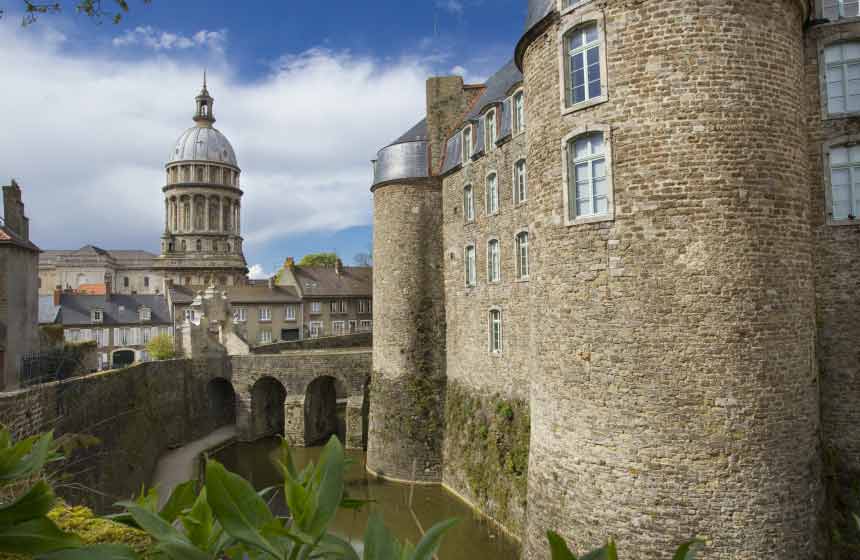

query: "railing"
left=18, top=349, right=87, bottom=388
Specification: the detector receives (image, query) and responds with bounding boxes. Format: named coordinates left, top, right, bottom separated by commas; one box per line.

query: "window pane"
left=575, top=138, right=591, bottom=159
left=825, top=45, right=843, bottom=64
left=831, top=97, right=847, bottom=113
left=593, top=176, right=608, bottom=197
left=592, top=158, right=606, bottom=179
left=850, top=146, right=860, bottom=161
left=591, top=133, right=605, bottom=155
left=832, top=147, right=849, bottom=164
left=827, top=79, right=845, bottom=98
left=576, top=199, right=592, bottom=216
left=847, top=42, right=860, bottom=59
left=569, top=32, right=583, bottom=50
left=585, top=24, right=598, bottom=44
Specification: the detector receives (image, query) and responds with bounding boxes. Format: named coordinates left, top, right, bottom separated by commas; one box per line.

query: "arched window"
left=464, top=185, right=475, bottom=222
left=825, top=42, right=860, bottom=115
left=195, top=165, right=205, bottom=182
left=464, top=245, right=477, bottom=287
left=227, top=242, right=232, bottom=253
left=514, top=159, right=527, bottom=204
left=486, top=173, right=499, bottom=215
left=824, top=0, right=860, bottom=19
left=488, top=309, right=502, bottom=353
left=829, top=144, right=860, bottom=220
left=564, top=22, right=603, bottom=107
left=487, top=239, right=501, bottom=283
left=566, top=131, right=610, bottom=220
left=516, top=231, right=529, bottom=280
left=181, top=240, right=187, bottom=252
left=196, top=239, right=202, bottom=252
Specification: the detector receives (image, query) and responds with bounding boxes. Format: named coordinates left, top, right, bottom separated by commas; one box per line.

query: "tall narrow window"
left=513, top=91, right=525, bottom=134
left=824, top=0, right=860, bottom=19
left=489, top=309, right=502, bottom=353
left=285, top=305, right=296, bottom=321
left=829, top=145, right=860, bottom=220
left=196, top=239, right=202, bottom=252
left=464, top=185, right=475, bottom=222
left=233, top=307, right=247, bottom=322
left=516, top=231, right=529, bottom=280
left=462, top=125, right=473, bottom=162
left=485, top=109, right=497, bottom=147
left=487, top=239, right=501, bottom=283
left=514, top=159, right=527, bottom=204
left=566, top=23, right=602, bottom=106
left=567, top=131, right=609, bottom=219
left=486, top=173, right=499, bottom=215
left=825, top=43, right=860, bottom=114
left=259, top=307, right=271, bottom=321
left=465, top=245, right=477, bottom=287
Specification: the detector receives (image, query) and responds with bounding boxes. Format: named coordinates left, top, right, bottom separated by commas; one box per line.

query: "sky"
left=0, top=0, right=527, bottom=278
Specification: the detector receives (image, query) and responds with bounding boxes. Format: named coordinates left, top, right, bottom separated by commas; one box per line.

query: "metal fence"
left=18, top=350, right=86, bottom=388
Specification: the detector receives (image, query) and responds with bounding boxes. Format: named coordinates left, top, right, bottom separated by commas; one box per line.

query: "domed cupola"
left=168, top=74, right=239, bottom=168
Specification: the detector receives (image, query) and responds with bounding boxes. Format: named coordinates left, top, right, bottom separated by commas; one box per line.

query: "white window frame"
left=515, top=230, right=530, bottom=281
left=358, top=299, right=372, bottom=314
left=139, top=307, right=151, bottom=322
left=464, top=184, right=476, bottom=222
left=310, top=301, right=321, bottom=314
left=822, top=0, right=860, bottom=20
left=332, top=320, right=346, bottom=336
left=184, top=309, right=196, bottom=322
left=513, top=159, right=527, bottom=205
left=562, top=125, right=615, bottom=225
left=348, top=319, right=357, bottom=333
left=464, top=244, right=477, bottom=287
left=259, top=306, right=271, bottom=322
left=142, top=327, right=152, bottom=345
left=512, top=89, right=525, bottom=135
left=462, top=125, right=473, bottom=163
left=488, top=308, right=503, bottom=354
left=822, top=40, right=860, bottom=117
left=359, top=319, right=373, bottom=331
left=559, top=14, right=608, bottom=114
left=823, top=136, right=860, bottom=224
left=309, top=321, right=323, bottom=338
left=233, top=306, right=247, bottom=322
left=485, top=108, right=497, bottom=148
left=487, top=238, right=501, bottom=283
left=485, top=172, right=499, bottom=216
left=258, top=329, right=272, bottom=344
left=285, top=304, right=296, bottom=321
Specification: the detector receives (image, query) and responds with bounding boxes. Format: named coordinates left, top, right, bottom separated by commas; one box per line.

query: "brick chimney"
left=53, top=285, right=62, bottom=306
left=2, top=180, right=29, bottom=241
left=335, top=258, right=343, bottom=276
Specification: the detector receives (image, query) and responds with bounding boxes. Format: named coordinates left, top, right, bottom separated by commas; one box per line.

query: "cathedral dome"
left=169, top=126, right=238, bottom=167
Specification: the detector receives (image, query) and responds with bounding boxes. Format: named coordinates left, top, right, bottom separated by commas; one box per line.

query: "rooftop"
left=57, top=293, right=171, bottom=326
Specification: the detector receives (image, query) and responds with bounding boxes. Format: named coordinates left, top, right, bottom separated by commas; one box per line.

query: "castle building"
left=368, top=1, right=859, bottom=558
left=154, top=77, right=248, bottom=289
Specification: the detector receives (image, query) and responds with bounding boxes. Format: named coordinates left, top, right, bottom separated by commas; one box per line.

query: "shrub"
left=145, top=334, right=176, bottom=361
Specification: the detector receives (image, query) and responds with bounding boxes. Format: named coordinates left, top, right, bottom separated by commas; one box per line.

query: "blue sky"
left=0, top=0, right=526, bottom=277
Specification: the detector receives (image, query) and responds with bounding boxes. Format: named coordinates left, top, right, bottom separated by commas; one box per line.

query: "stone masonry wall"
left=252, top=332, right=372, bottom=354
left=520, top=1, right=819, bottom=559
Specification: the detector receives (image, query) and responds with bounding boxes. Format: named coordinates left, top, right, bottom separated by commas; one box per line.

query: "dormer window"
left=485, top=109, right=497, bottom=147
left=92, top=309, right=103, bottom=323
left=462, top=125, right=473, bottom=162
left=139, top=307, right=151, bottom=322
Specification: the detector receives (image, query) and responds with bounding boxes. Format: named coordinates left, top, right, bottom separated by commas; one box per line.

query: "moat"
left=212, top=437, right=520, bottom=559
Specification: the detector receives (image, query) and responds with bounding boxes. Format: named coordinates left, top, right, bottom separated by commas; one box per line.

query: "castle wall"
left=520, top=1, right=819, bottom=558
left=366, top=180, right=447, bottom=482
left=440, top=122, right=531, bottom=535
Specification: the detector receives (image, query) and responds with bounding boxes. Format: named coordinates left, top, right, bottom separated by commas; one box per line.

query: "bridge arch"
left=304, top=375, right=347, bottom=446
left=206, top=377, right=236, bottom=429
left=250, top=376, right=287, bottom=438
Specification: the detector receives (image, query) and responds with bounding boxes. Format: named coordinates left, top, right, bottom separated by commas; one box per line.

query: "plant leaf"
left=119, top=502, right=187, bottom=546
left=155, top=542, right=213, bottom=560
left=363, top=512, right=399, bottom=560
left=0, top=517, right=81, bottom=554
left=314, top=533, right=360, bottom=560
left=581, top=539, right=616, bottom=560
left=0, top=432, right=54, bottom=481
left=672, top=539, right=705, bottom=560
left=37, top=544, right=140, bottom=559
left=0, top=480, right=56, bottom=524
left=159, top=480, right=197, bottom=523
left=410, top=518, right=458, bottom=560
left=307, top=436, right=345, bottom=537
left=547, top=531, right=578, bottom=560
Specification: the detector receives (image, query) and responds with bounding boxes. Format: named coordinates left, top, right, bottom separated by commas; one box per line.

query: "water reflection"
left=213, top=438, right=520, bottom=560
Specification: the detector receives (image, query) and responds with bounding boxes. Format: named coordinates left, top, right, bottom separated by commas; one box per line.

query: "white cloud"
left=0, top=23, right=429, bottom=264
left=112, top=26, right=227, bottom=53
left=436, top=0, right=464, bottom=15
left=247, top=264, right=271, bottom=280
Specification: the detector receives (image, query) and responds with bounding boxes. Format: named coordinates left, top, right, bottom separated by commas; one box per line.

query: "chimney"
left=425, top=77, right=476, bottom=174
left=53, top=285, right=62, bottom=306
left=2, top=180, right=28, bottom=240
left=335, top=258, right=343, bottom=276
left=104, top=272, right=113, bottom=300
left=267, top=276, right=274, bottom=289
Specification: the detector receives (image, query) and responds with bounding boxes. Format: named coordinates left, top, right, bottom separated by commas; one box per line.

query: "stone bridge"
left=200, top=349, right=371, bottom=449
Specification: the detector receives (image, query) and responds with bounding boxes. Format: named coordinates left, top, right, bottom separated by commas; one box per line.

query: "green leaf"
left=0, top=517, right=81, bottom=554
left=37, top=543, right=140, bottom=559
left=205, top=460, right=280, bottom=558
left=672, top=539, right=705, bottom=560
left=314, top=533, right=360, bottom=560
left=119, top=502, right=187, bottom=546
left=581, top=539, right=617, bottom=560
left=155, top=542, right=213, bottom=560
left=0, top=480, right=56, bottom=525
left=307, top=436, right=345, bottom=537
left=278, top=438, right=299, bottom=481
left=363, top=512, right=400, bottom=560
left=181, top=488, right=215, bottom=550
left=159, top=480, right=197, bottom=523
left=0, top=432, right=54, bottom=481
left=547, top=531, right=578, bottom=560
left=410, top=518, right=458, bottom=560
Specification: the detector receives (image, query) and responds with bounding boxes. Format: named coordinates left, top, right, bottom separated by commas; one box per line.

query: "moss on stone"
left=444, top=382, right=529, bottom=536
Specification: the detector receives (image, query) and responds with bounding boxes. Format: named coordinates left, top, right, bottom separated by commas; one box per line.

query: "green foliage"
left=145, top=334, right=176, bottom=361
left=298, top=253, right=339, bottom=267
left=546, top=532, right=704, bottom=560
left=11, top=0, right=152, bottom=26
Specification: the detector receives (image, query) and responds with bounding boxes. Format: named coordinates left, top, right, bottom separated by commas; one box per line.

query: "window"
left=358, top=299, right=372, bottom=314
left=310, top=301, right=321, bottom=314
left=309, top=321, right=323, bottom=338
left=65, top=329, right=79, bottom=343
left=285, top=305, right=296, bottom=321
left=233, top=307, right=247, bottom=322
left=196, top=239, right=202, bottom=252
left=825, top=43, right=860, bottom=115
left=123, top=277, right=130, bottom=288
left=824, top=0, right=860, bottom=19
left=486, top=173, right=499, bottom=215
left=143, top=276, right=149, bottom=288
left=332, top=321, right=346, bottom=336
left=139, top=307, right=151, bottom=322
left=184, top=309, right=196, bottom=322
left=489, top=309, right=502, bottom=353
left=142, top=327, right=152, bottom=345
left=462, top=125, right=473, bottom=162
left=348, top=320, right=357, bottom=333
left=516, top=231, right=530, bottom=280
left=258, top=330, right=272, bottom=344
left=565, top=23, right=602, bottom=107
left=92, top=309, right=103, bottom=323
left=464, top=185, right=475, bottom=222
left=513, top=91, right=525, bottom=134
left=514, top=159, right=527, bottom=204
left=487, top=239, right=501, bottom=283
left=94, top=329, right=107, bottom=348
left=118, top=327, right=130, bottom=346
left=465, top=245, right=477, bottom=287
left=566, top=131, right=611, bottom=221
left=259, top=307, right=271, bottom=322
left=485, top=109, right=497, bottom=147
left=829, top=144, right=860, bottom=220
left=360, top=320, right=373, bottom=331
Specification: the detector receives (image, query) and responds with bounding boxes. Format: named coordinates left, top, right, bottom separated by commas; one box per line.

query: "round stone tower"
left=155, top=75, right=248, bottom=289
left=517, top=1, right=819, bottom=558
left=366, top=120, right=448, bottom=482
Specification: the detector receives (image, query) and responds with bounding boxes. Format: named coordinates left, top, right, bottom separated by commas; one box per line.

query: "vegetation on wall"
left=298, top=253, right=339, bottom=267
left=444, top=383, right=529, bottom=534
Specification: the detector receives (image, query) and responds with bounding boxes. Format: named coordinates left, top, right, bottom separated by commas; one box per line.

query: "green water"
left=213, top=438, right=520, bottom=560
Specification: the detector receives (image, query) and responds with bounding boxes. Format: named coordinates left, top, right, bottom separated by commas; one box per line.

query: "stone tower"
left=154, top=76, right=248, bottom=290
left=517, top=0, right=818, bottom=558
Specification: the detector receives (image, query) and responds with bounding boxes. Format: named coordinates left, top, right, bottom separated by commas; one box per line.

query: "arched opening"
left=251, top=376, right=287, bottom=438
left=206, top=378, right=236, bottom=428
left=304, top=376, right=346, bottom=446
left=111, top=349, right=135, bottom=368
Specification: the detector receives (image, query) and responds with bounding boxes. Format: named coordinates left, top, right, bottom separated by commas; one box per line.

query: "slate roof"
left=168, top=285, right=301, bottom=305
left=466, top=60, right=523, bottom=121
left=525, top=0, right=554, bottom=34
left=391, top=119, right=428, bottom=145
left=57, top=294, right=171, bottom=326
left=40, top=246, right=157, bottom=267
left=38, top=295, right=60, bottom=324
left=293, top=266, right=372, bottom=298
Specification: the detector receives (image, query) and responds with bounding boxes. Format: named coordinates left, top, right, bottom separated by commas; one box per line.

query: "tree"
left=353, top=252, right=372, bottom=266
left=298, top=252, right=338, bottom=267
left=1, top=0, right=151, bottom=26
left=145, top=333, right=176, bottom=361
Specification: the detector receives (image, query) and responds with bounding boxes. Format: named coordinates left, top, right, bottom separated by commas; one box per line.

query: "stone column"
left=164, top=199, right=169, bottom=232
left=235, top=202, right=241, bottom=234
left=190, top=195, right=196, bottom=233
left=205, top=196, right=210, bottom=231
left=345, top=396, right=365, bottom=450
left=284, top=396, right=306, bottom=447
